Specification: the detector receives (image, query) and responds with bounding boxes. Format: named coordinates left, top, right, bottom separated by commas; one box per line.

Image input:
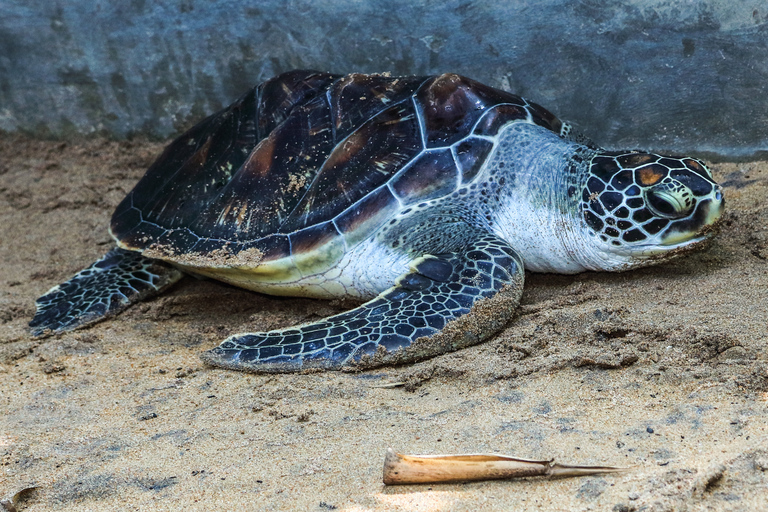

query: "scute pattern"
left=327, top=73, right=426, bottom=140
left=453, top=137, right=494, bottom=183
left=390, top=149, right=459, bottom=204
left=191, top=93, right=336, bottom=236
left=334, top=186, right=401, bottom=246
left=257, top=70, right=341, bottom=137
left=280, top=98, right=422, bottom=231
left=111, top=70, right=567, bottom=264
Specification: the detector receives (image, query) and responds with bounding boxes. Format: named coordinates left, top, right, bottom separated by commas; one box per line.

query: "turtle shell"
left=111, top=70, right=565, bottom=273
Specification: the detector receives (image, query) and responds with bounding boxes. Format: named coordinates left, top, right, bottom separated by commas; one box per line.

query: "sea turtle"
left=29, top=70, right=724, bottom=373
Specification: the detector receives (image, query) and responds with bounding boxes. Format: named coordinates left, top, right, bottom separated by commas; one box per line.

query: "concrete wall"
left=1, top=0, right=767, bottom=159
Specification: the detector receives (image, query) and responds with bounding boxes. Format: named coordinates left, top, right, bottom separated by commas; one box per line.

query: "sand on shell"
left=1, top=134, right=766, bottom=511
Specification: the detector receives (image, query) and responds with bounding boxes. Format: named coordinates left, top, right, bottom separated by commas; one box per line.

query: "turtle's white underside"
left=185, top=236, right=409, bottom=300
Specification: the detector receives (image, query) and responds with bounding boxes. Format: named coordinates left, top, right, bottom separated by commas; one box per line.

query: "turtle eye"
left=644, top=187, right=692, bottom=219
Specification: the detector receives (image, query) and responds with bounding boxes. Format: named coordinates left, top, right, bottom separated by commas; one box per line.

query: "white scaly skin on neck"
left=485, top=123, right=641, bottom=273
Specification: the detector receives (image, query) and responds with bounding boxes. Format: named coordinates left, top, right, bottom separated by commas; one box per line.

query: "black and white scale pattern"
left=29, top=249, right=182, bottom=336
left=201, top=234, right=523, bottom=371
left=581, top=152, right=719, bottom=247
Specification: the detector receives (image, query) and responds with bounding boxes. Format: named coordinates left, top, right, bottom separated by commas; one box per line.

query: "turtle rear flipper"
left=201, top=234, right=524, bottom=373
left=29, top=248, right=184, bottom=337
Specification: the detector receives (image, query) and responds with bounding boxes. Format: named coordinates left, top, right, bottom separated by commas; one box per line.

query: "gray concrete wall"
left=1, top=0, right=766, bottom=159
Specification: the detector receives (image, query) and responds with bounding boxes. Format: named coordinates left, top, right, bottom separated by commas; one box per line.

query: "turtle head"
left=579, top=151, right=723, bottom=268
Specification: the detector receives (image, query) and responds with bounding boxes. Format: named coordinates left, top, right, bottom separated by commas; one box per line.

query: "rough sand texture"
left=1, top=135, right=766, bottom=511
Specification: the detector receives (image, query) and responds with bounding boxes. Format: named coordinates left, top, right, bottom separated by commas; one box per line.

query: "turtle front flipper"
left=29, top=248, right=184, bottom=337
left=201, top=234, right=524, bottom=373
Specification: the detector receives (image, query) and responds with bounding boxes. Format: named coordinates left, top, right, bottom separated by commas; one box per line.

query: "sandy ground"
left=1, top=134, right=766, bottom=511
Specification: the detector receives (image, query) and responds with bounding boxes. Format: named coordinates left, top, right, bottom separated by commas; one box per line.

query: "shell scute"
left=454, top=137, right=495, bottom=182
left=253, top=234, right=292, bottom=262
left=390, top=149, right=459, bottom=204
left=110, top=201, right=142, bottom=238
left=472, top=103, right=528, bottom=137
left=416, top=74, right=527, bottom=147
left=122, top=91, right=258, bottom=238
left=256, top=70, right=340, bottom=138
left=155, top=228, right=199, bottom=253
left=191, top=93, right=336, bottom=239
left=115, top=81, right=337, bottom=247
left=328, top=73, right=427, bottom=140
left=334, top=186, right=401, bottom=246
left=117, top=221, right=167, bottom=252
left=279, top=98, right=423, bottom=232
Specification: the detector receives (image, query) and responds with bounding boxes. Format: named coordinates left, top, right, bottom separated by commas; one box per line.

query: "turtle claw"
left=29, top=248, right=183, bottom=337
